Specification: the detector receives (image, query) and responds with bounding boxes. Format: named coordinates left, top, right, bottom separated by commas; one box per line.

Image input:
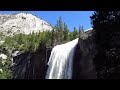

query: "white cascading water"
left=45, top=38, right=79, bottom=79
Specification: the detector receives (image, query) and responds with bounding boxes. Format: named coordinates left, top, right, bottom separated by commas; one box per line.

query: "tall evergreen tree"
left=78, top=25, right=84, bottom=37
left=51, top=28, right=55, bottom=47
left=58, top=16, right=63, bottom=44
left=68, top=32, right=73, bottom=41
left=29, top=31, right=36, bottom=52
left=73, top=27, right=78, bottom=39
left=90, top=11, right=120, bottom=79
left=63, top=22, right=69, bottom=41
left=90, top=11, right=116, bottom=49
left=17, top=34, right=23, bottom=45
left=54, top=21, right=59, bottom=44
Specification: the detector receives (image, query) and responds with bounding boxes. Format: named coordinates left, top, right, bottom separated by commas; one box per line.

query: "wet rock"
left=72, top=30, right=97, bottom=79
left=11, top=45, right=52, bottom=79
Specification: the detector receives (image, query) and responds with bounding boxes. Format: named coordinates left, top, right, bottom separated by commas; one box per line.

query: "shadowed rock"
left=11, top=44, right=52, bottom=79
left=72, top=30, right=97, bottom=79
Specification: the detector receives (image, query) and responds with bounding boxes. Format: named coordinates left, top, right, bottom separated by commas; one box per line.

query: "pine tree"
left=21, top=34, right=28, bottom=51
left=18, top=34, right=23, bottom=45
left=68, top=32, right=73, bottom=41
left=73, top=27, right=78, bottom=39
left=4, top=36, right=14, bottom=48
left=54, top=17, right=64, bottom=44
left=79, top=25, right=84, bottom=37
left=44, top=31, right=51, bottom=47
left=51, top=28, right=55, bottom=47
left=90, top=11, right=116, bottom=48
left=29, top=31, right=36, bottom=52
left=63, top=22, right=69, bottom=41
left=90, top=11, right=120, bottom=79
left=58, top=16, right=63, bottom=44
left=54, top=23, right=59, bottom=45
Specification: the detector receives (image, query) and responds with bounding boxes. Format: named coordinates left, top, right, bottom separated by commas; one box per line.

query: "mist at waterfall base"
left=45, top=38, right=79, bottom=79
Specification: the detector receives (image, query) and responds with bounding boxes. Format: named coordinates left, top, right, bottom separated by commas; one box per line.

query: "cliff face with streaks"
left=11, top=44, right=52, bottom=79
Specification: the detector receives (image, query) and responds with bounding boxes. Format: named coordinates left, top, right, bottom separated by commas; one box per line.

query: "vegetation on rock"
left=0, top=16, right=82, bottom=79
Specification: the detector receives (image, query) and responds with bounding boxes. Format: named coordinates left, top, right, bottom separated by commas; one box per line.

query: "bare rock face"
left=11, top=44, right=52, bottom=79
left=72, top=30, right=97, bottom=79
left=0, top=13, right=53, bottom=35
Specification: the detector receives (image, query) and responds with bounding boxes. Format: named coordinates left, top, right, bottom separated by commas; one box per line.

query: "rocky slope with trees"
left=0, top=13, right=83, bottom=79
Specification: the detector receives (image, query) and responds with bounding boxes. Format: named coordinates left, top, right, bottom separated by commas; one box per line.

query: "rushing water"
left=45, top=38, right=79, bottom=79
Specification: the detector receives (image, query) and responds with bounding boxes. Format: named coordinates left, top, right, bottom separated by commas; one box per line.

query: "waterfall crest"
left=45, top=38, right=79, bottom=79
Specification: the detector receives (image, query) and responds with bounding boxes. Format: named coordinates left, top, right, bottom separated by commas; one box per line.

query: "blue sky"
left=0, top=11, right=94, bottom=31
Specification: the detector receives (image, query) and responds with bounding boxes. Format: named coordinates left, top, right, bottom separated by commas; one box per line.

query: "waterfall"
left=45, top=38, right=79, bottom=79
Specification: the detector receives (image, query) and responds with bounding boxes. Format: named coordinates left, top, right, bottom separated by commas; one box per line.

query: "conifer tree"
left=90, top=11, right=120, bottom=79
left=79, top=25, right=84, bottom=37
left=73, top=27, right=78, bottom=39
left=68, top=32, right=73, bottom=41
left=51, top=28, right=55, bottom=47
left=58, top=16, right=63, bottom=44
left=63, top=22, right=69, bottom=41
left=54, top=23, right=59, bottom=44
left=29, top=31, right=36, bottom=52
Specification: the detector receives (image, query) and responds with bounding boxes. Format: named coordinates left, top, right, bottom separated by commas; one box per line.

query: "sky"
left=0, top=11, right=94, bottom=32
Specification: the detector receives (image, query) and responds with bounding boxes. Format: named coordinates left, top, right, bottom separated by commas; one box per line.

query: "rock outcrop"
left=0, top=13, right=53, bottom=35
left=11, top=44, right=52, bottom=79
left=72, top=29, right=97, bottom=79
